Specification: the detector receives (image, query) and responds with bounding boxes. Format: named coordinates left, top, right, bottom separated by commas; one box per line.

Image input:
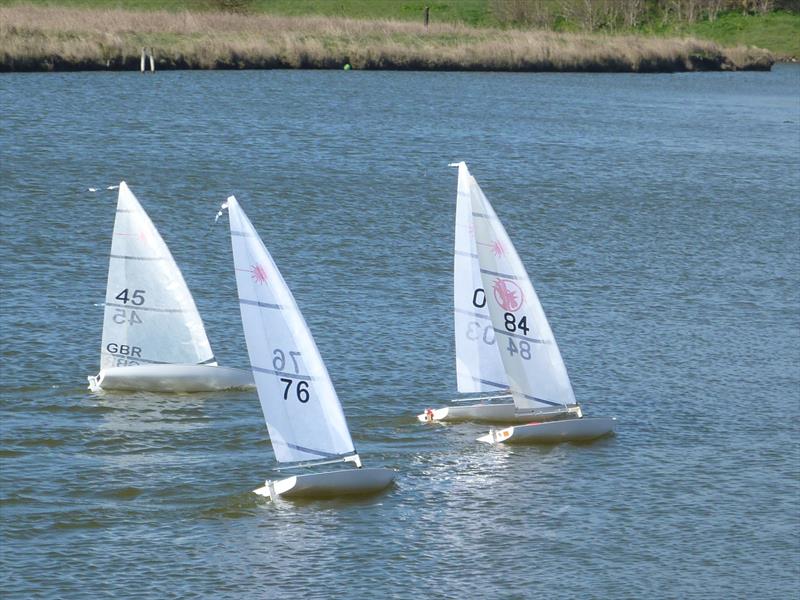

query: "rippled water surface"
left=1, top=66, right=798, bottom=598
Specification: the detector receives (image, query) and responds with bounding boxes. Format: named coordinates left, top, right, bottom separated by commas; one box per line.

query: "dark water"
left=1, top=65, right=798, bottom=598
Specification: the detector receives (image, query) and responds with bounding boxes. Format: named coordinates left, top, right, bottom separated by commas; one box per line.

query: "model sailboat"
left=222, top=196, right=394, bottom=499
left=88, top=182, right=253, bottom=392
left=421, top=163, right=615, bottom=443
left=417, top=161, right=522, bottom=423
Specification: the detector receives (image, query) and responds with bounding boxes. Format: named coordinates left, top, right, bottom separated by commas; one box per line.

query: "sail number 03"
left=273, top=349, right=309, bottom=403
left=468, top=288, right=495, bottom=345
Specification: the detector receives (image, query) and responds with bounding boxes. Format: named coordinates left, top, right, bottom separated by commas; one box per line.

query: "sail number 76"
left=274, top=349, right=309, bottom=403
left=280, top=378, right=310, bottom=403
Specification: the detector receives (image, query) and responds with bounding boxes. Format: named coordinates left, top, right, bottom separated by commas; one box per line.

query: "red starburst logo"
left=250, top=264, right=268, bottom=284
left=493, top=278, right=523, bottom=312
left=491, top=240, right=505, bottom=257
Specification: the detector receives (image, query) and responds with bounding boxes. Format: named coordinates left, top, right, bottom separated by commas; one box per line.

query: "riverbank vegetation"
left=485, top=0, right=799, bottom=57
left=0, top=2, right=786, bottom=72
left=4, top=0, right=796, bottom=54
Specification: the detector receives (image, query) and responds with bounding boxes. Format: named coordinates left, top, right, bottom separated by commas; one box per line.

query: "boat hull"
left=418, top=403, right=581, bottom=424
left=477, top=416, right=616, bottom=444
left=88, top=364, right=255, bottom=393
left=253, top=467, right=395, bottom=500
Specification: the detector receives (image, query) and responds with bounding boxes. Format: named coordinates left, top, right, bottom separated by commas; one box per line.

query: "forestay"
left=453, top=162, right=508, bottom=394
left=467, top=166, right=576, bottom=410
left=100, top=182, right=215, bottom=370
left=225, top=196, right=356, bottom=464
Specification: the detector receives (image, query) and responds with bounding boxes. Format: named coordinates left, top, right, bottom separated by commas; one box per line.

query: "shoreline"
left=2, top=58, right=777, bottom=74
left=0, top=6, right=775, bottom=74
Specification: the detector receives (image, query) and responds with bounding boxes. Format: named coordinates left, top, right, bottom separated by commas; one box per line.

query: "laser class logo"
left=250, top=264, right=268, bottom=284
left=493, top=278, right=523, bottom=312
left=491, top=240, right=505, bottom=257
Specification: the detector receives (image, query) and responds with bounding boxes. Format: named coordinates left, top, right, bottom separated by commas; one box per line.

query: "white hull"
left=418, top=403, right=582, bottom=424
left=88, top=364, right=255, bottom=393
left=477, top=416, right=616, bottom=444
left=253, top=467, right=395, bottom=500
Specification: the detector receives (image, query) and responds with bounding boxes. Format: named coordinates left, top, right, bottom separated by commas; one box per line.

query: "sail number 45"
left=115, top=288, right=146, bottom=305
left=113, top=289, right=146, bottom=326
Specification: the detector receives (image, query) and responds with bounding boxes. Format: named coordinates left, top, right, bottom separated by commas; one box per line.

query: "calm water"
left=1, top=65, right=798, bottom=598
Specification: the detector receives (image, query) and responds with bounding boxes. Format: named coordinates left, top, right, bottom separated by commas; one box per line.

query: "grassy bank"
left=0, top=4, right=775, bottom=72
left=3, top=0, right=796, bottom=57
left=680, top=11, right=799, bottom=58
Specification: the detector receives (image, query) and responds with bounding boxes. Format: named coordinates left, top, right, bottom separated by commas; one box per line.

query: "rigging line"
left=272, top=453, right=359, bottom=472
left=272, top=440, right=346, bottom=459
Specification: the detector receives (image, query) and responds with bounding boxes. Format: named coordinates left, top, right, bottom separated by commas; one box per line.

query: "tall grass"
left=0, top=5, right=774, bottom=72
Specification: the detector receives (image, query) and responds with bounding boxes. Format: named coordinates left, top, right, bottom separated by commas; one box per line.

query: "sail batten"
left=470, top=377, right=511, bottom=389
left=238, top=298, right=284, bottom=310
left=225, top=196, right=355, bottom=464
left=100, top=182, right=215, bottom=370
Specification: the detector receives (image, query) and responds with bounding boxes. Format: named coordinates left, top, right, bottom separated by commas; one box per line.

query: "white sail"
left=100, top=182, right=215, bottom=370
left=453, top=164, right=508, bottom=394
left=225, top=196, right=356, bottom=464
left=463, top=163, right=576, bottom=410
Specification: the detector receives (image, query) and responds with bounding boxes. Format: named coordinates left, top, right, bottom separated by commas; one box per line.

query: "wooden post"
left=423, top=6, right=429, bottom=28
left=140, top=48, right=145, bottom=73
left=148, top=49, right=155, bottom=72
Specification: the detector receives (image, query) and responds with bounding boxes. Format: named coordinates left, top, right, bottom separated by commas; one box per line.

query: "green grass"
left=681, top=11, right=800, bottom=58
left=0, top=0, right=206, bottom=10
left=0, top=0, right=495, bottom=23
left=246, top=0, right=492, bottom=25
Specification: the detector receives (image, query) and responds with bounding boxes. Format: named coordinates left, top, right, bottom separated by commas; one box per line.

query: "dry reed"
left=0, top=5, right=775, bottom=72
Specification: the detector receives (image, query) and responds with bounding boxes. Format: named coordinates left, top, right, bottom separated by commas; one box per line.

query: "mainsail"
left=453, top=163, right=508, bottom=394
left=100, top=182, right=215, bottom=369
left=464, top=163, right=576, bottom=410
left=225, top=196, right=356, bottom=463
